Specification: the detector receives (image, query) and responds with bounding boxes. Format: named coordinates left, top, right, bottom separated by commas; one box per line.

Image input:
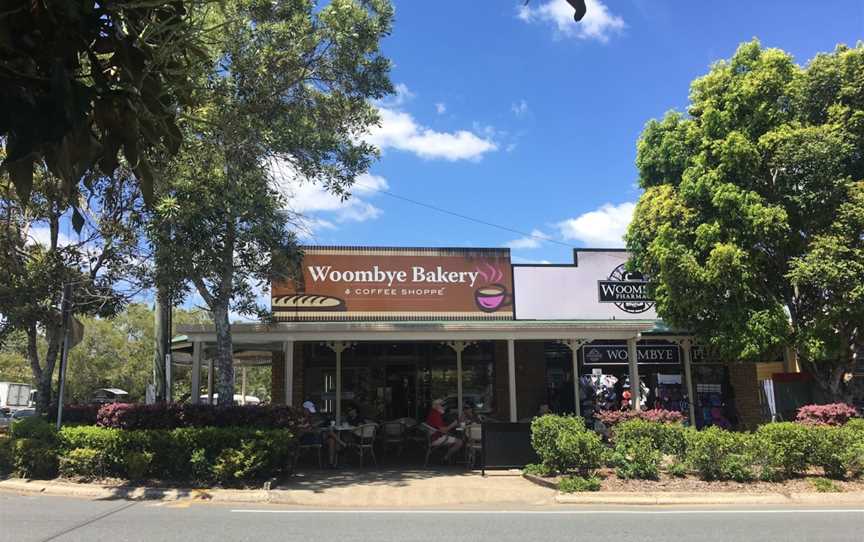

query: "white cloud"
left=366, top=107, right=498, bottom=161
left=379, top=83, right=415, bottom=108
left=557, top=201, right=635, bottom=247
left=511, top=256, right=553, bottom=264
left=511, top=99, right=529, bottom=117
left=271, top=159, right=388, bottom=237
left=506, top=229, right=551, bottom=250
left=364, top=83, right=497, bottom=161
left=435, top=102, right=447, bottom=114
left=517, top=0, right=625, bottom=43
left=27, top=226, right=76, bottom=248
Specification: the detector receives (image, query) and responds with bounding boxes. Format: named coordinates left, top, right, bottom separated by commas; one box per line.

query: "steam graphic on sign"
left=473, top=263, right=511, bottom=312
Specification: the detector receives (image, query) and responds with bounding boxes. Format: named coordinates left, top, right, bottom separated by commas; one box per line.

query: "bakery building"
left=175, top=246, right=793, bottom=429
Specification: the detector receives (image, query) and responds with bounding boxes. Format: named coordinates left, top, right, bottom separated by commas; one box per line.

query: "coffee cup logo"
left=473, top=263, right=511, bottom=313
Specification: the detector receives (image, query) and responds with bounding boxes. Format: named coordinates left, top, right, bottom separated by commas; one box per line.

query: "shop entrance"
left=384, top=364, right=416, bottom=420
left=302, top=341, right=499, bottom=423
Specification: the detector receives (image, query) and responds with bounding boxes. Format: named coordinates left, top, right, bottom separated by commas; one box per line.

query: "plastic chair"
left=464, top=423, right=482, bottom=470
left=349, top=423, right=378, bottom=467
left=294, top=437, right=323, bottom=470
left=380, top=420, right=407, bottom=457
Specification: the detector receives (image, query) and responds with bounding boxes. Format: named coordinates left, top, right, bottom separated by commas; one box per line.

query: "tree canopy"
left=627, top=40, right=864, bottom=400
left=151, top=0, right=394, bottom=405
left=0, top=0, right=215, bottom=210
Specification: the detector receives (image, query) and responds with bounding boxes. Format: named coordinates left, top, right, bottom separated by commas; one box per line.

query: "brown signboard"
left=272, top=246, right=513, bottom=321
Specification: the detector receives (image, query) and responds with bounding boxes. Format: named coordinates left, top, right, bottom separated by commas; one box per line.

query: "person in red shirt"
left=426, top=398, right=463, bottom=462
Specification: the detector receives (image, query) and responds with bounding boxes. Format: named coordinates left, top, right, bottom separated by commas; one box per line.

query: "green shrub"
left=668, top=461, right=688, bottom=478
left=189, top=448, right=210, bottom=480
left=810, top=426, right=864, bottom=479
left=612, top=419, right=688, bottom=458
left=531, top=415, right=587, bottom=473
left=809, top=477, right=841, bottom=493
left=612, top=436, right=660, bottom=480
left=523, top=463, right=555, bottom=477
left=59, top=448, right=105, bottom=480
left=11, top=416, right=56, bottom=443
left=558, top=475, right=601, bottom=493
left=753, top=422, right=813, bottom=480
left=686, top=426, right=754, bottom=482
left=13, top=438, right=58, bottom=479
left=124, top=451, right=153, bottom=480
left=0, top=436, right=12, bottom=476
left=554, top=424, right=607, bottom=476
left=58, top=426, right=125, bottom=475
left=845, top=418, right=864, bottom=432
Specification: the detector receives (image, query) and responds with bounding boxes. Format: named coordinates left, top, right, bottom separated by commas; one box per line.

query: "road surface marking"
left=230, top=509, right=864, bottom=515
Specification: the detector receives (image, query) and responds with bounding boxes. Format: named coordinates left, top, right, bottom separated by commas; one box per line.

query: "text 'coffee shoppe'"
left=175, top=245, right=794, bottom=466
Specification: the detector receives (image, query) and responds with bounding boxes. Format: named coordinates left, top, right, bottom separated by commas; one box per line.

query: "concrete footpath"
left=0, top=470, right=555, bottom=508
left=3, top=471, right=864, bottom=507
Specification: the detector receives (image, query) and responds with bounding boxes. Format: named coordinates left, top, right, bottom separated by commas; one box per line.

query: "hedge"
left=96, top=403, right=302, bottom=430
left=56, top=425, right=296, bottom=483
left=596, top=409, right=684, bottom=427
left=530, top=415, right=606, bottom=476
left=530, top=415, right=864, bottom=483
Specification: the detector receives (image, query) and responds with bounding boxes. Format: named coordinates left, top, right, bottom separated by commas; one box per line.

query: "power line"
left=353, top=181, right=577, bottom=249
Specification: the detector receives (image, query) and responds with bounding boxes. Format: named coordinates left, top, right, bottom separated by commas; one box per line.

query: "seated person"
left=345, top=406, right=368, bottom=426
left=460, top=402, right=481, bottom=424
left=298, top=400, right=341, bottom=468
left=426, top=398, right=463, bottom=462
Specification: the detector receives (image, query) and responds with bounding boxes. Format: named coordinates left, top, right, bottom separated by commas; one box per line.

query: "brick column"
left=493, top=340, right=510, bottom=420
left=271, top=350, right=285, bottom=404
left=728, top=363, right=762, bottom=429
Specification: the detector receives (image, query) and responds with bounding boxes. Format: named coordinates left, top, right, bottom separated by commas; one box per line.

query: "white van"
left=0, top=382, right=33, bottom=415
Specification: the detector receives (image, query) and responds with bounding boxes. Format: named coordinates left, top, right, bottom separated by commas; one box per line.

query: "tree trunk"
left=27, top=322, right=64, bottom=415
left=800, top=353, right=855, bottom=404
left=153, top=286, right=170, bottom=402
left=212, top=303, right=234, bottom=406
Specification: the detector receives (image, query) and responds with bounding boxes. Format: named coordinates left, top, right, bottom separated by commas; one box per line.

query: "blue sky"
left=290, top=0, right=864, bottom=265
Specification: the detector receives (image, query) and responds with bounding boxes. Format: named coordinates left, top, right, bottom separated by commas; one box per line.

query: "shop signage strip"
left=582, top=343, right=680, bottom=365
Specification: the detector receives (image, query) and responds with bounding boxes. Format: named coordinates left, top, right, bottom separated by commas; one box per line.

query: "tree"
left=0, top=0, right=215, bottom=209
left=0, top=303, right=210, bottom=403
left=0, top=163, right=147, bottom=413
left=627, top=41, right=864, bottom=401
left=151, top=0, right=394, bottom=405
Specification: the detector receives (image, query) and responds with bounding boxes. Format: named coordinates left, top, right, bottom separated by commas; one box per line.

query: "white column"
left=283, top=340, right=294, bottom=407
left=507, top=339, right=517, bottom=422
left=445, top=341, right=471, bottom=417
left=240, top=367, right=247, bottom=405
left=207, top=358, right=214, bottom=404
left=681, top=338, right=696, bottom=427
left=627, top=337, right=641, bottom=411
left=324, top=342, right=350, bottom=425
left=191, top=341, right=202, bottom=404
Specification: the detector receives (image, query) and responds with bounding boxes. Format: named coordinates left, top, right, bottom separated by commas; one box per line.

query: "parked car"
left=0, top=408, right=36, bottom=429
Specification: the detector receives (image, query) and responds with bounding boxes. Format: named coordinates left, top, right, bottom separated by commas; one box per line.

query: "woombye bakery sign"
left=271, top=247, right=513, bottom=321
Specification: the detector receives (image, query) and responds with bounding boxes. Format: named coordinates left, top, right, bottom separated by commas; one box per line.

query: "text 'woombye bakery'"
left=308, top=265, right=483, bottom=287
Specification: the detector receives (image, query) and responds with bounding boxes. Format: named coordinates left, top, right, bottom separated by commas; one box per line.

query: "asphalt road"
left=2, top=492, right=864, bottom=542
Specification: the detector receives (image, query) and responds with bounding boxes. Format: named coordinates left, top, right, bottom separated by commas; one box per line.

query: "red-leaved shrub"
left=596, top=409, right=684, bottom=427
left=96, top=403, right=302, bottom=430
left=795, top=403, right=859, bottom=426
